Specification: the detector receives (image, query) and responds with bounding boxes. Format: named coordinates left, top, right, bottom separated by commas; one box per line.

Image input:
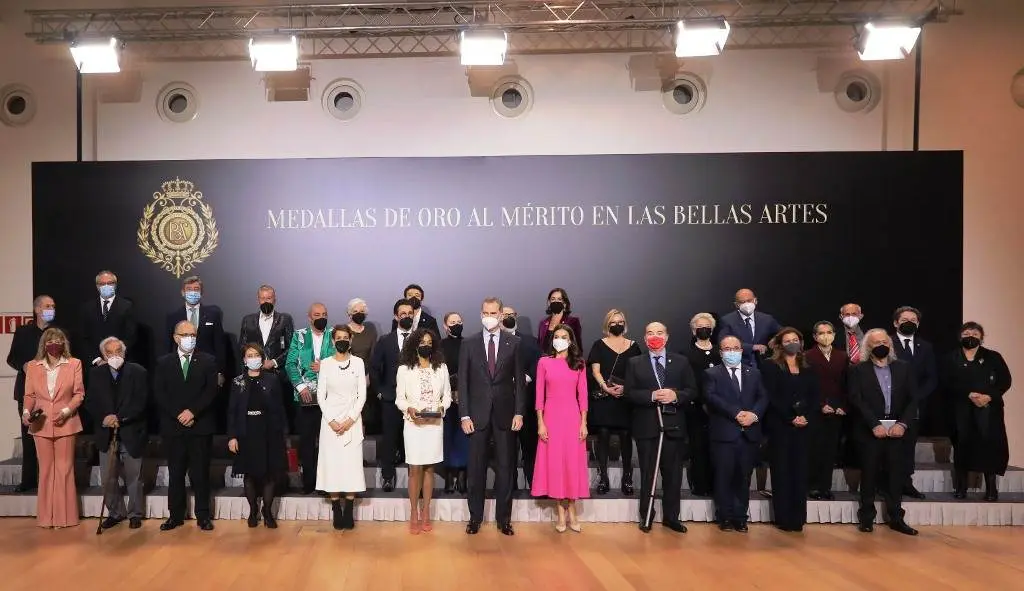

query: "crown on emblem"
left=161, top=177, right=195, bottom=198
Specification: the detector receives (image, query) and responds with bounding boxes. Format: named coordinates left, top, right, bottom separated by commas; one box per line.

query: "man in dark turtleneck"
left=502, top=305, right=542, bottom=490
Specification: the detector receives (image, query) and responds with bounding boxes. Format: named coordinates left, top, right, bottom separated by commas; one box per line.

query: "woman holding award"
left=396, top=328, right=452, bottom=534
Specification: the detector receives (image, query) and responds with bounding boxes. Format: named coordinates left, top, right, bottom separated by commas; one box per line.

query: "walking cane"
left=96, top=427, right=119, bottom=535
left=643, top=405, right=666, bottom=530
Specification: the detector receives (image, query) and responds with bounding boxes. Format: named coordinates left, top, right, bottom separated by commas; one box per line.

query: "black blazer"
left=391, top=311, right=440, bottom=335
left=847, top=360, right=919, bottom=435
left=227, top=372, right=288, bottom=439
left=153, top=351, right=219, bottom=436
left=624, top=352, right=697, bottom=440
left=78, top=297, right=138, bottom=364
left=513, top=330, right=543, bottom=384
left=238, top=311, right=295, bottom=371
left=457, top=330, right=526, bottom=430
left=371, top=331, right=404, bottom=402
left=892, top=336, right=939, bottom=401
left=166, top=305, right=226, bottom=373
left=759, top=361, right=820, bottom=434
left=6, top=322, right=54, bottom=402
left=85, top=362, right=149, bottom=457
left=703, top=364, right=769, bottom=443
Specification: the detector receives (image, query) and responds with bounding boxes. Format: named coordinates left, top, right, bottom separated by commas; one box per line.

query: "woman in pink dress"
left=532, top=324, right=589, bottom=533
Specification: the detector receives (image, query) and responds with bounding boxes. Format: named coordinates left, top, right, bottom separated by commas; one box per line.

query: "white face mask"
left=842, top=315, right=861, bottom=329
left=738, top=302, right=756, bottom=315
left=179, top=336, right=196, bottom=353
left=552, top=338, right=570, bottom=352
left=106, top=355, right=125, bottom=370
left=481, top=316, right=500, bottom=331
left=245, top=357, right=263, bottom=371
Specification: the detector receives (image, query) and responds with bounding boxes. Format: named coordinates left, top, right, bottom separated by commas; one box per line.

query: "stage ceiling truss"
left=25, top=1, right=961, bottom=60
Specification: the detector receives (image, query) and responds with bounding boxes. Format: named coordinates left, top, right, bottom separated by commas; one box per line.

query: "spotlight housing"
left=249, top=36, right=299, bottom=72
left=70, top=37, right=121, bottom=74
left=459, top=29, right=508, bottom=66
left=675, top=19, right=730, bottom=58
left=857, top=22, right=921, bottom=61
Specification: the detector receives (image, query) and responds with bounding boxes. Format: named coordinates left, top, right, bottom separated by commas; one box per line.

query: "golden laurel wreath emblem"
left=137, top=178, right=219, bottom=278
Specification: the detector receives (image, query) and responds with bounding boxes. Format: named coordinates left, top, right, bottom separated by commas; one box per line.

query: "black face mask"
left=546, top=301, right=565, bottom=315
left=608, top=324, right=625, bottom=337
left=960, top=336, right=981, bottom=350
left=449, top=324, right=464, bottom=338
left=312, top=317, right=328, bottom=332
left=417, top=344, right=432, bottom=358
left=334, top=340, right=350, bottom=354
left=502, top=316, right=517, bottom=329
left=695, top=327, right=713, bottom=340
left=351, top=312, right=367, bottom=325
left=409, top=297, right=422, bottom=310
left=398, top=316, right=414, bottom=330
left=897, top=321, right=918, bottom=336
left=259, top=302, right=274, bottom=315
left=871, top=345, right=890, bottom=360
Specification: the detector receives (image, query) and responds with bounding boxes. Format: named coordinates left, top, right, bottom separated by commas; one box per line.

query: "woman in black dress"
left=228, top=343, right=288, bottom=528
left=586, top=309, right=642, bottom=495
left=761, top=328, right=818, bottom=532
left=945, top=322, right=1013, bottom=501
left=440, top=312, right=469, bottom=494
left=682, top=312, right=720, bottom=498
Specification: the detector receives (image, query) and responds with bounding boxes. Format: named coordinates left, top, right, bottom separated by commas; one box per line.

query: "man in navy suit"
left=703, top=335, right=769, bottom=532
left=371, top=298, right=416, bottom=491
left=891, top=306, right=938, bottom=500
left=165, top=275, right=226, bottom=386
left=717, top=288, right=782, bottom=366
left=502, top=304, right=543, bottom=490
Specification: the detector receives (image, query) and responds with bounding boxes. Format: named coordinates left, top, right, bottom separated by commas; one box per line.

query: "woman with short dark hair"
left=804, top=321, right=849, bottom=501
left=537, top=288, right=582, bottom=350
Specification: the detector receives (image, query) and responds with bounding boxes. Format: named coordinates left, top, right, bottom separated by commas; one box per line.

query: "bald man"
left=286, top=302, right=336, bottom=494
left=625, top=322, right=697, bottom=533
left=718, top=289, right=782, bottom=366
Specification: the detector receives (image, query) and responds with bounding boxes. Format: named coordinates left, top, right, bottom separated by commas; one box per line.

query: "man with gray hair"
left=78, top=270, right=138, bottom=368
left=85, top=336, right=149, bottom=529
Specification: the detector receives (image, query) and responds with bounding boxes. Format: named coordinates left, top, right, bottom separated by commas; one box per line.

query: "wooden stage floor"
left=1, top=519, right=1022, bottom=591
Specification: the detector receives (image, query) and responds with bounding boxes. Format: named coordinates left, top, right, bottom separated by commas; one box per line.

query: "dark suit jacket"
left=847, top=360, right=919, bottom=435
left=703, top=364, right=769, bottom=443
left=7, top=322, right=56, bottom=402
left=371, top=331, right=404, bottom=403
left=391, top=310, right=440, bottom=335
left=153, top=351, right=219, bottom=436
left=804, top=346, right=849, bottom=410
left=717, top=310, right=782, bottom=365
left=166, top=305, right=226, bottom=373
left=759, top=361, right=820, bottom=434
left=78, top=297, right=138, bottom=364
left=227, top=372, right=288, bottom=439
left=513, top=330, right=543, bottom=383
left=624, top=352, right=697, bottom=440
left=238, top=311, right=295, bottom=371
left=85, top=362, right=149, bottom=457
left=892, top=336, right=938, bottom=401
left=457, top=330, right=526, bottom=430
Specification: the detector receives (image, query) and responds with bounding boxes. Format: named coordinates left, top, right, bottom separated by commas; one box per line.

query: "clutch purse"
left=298, top=380, right=319, bottom=406
left=27, top=408, right=44, bottom=423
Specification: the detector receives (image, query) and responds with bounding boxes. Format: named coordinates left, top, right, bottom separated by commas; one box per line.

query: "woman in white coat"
left=396, top=328, right=451, bottom=534
left=316, top=325, right=367, bottom=530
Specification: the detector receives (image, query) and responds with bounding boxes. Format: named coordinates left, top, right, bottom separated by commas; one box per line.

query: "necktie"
left=654, top=356, right=666, bottom=388
left=487, top=334, right=497, bottom=376
left=102, top=299, right=110, bottom=320
left=400, top=332, right=409, bottom=351
left=730, top=367, right=741, bottom=391
left=189, top=307, right=198, bottom=329
left=849, top=333, right=860, bottom=363
left=904, top=339, right=913, bottom=358
left=181, top=355, right=190, bottom=379
left=743, top=316, right=754, bottom=342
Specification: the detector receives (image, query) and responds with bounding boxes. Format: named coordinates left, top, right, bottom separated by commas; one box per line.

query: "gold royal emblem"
left=137, top=178, right=219, bottom=278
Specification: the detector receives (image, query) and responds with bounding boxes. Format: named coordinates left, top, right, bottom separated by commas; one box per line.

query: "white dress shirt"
left=739, top=311, right=755, bottom=338
left=311, top=330, right=325, bottom=361
left=259, top=313, right=274, bottom=345
left=900, top=335, right=915, bottom=355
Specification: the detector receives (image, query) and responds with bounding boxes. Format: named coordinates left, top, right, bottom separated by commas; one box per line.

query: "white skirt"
left=315, top=422, right=366, bottom=493
left=404, top=419, right=444, bottom=466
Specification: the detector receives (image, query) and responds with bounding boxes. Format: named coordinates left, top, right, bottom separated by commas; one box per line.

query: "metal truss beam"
left=25, top=1, right=961, bottom=59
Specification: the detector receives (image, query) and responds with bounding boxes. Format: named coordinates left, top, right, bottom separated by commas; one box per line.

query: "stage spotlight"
left=249, top=36, right=299, bottom=72
left=857, top=22, right=921, bottom=61
left=675, top=19, right=730, bottom=58
left=459, top=29, right=508, bottom=66
left=69, top=38, right=120, bottom=74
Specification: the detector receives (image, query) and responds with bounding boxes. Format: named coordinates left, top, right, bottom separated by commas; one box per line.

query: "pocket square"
left=204, top=322, right=214, bottom=326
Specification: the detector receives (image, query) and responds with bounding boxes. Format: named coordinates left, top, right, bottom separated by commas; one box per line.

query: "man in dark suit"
left=848, top=328, right=919, bottom=536
left=239, top=284, right=295, bottom=373
left=891, top=306, right=938, bottom=500
left=165, top=275, right=226, bottom=386
left=86, top=336, right=148, bottom=530
left=703, top=335, right=769, bottom=533
left=625, top=321, right=697, bottom=534
left=78, top=270, right=138, bottom=368
left=371, top=298, right=416, bottom=492
left=502, top=304, right=543, bottom=489
left=6, top=294, right=58, bottom=492
left=390, top=283, right=440, bottom=335
left=458, top=296, right=526, bottom=536
left=717, top=288, right=782, bottom=366
left=154, top=320, right=219, bottom=532
left=836, top=303, right=866, bottom=362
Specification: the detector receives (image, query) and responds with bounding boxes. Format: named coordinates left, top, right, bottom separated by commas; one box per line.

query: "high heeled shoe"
left=569, top=521, right=582, bottom=533
left=555, top=522, right=567, bottom=533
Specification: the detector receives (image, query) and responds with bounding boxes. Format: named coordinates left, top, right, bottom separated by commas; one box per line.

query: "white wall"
left=0, top=0, right=1021, bottom=461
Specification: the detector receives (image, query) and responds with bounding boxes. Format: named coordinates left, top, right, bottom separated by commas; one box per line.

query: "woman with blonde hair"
left=21, top=327, right=85, bottom=528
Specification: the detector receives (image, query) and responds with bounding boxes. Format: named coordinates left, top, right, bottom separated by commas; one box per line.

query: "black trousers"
left=808, top=414, right=843, bottom=493
left=903, top=397, right=928, bottom=488
left=296, top=404, right=322, bottom=492
left=594, top=428, right=634, bottom=479
left=769, top=427, right=809, bottom=529
left=857, top=434, right=907, bottom=525
left=467, top=420, right=516, bottom=525
left=711, top=438, right=758, bottom=524
left=636, top=436, right=684, bottom=524
left=684, top=407, right=712, bottom=495
left=166, top=433, right=212, bottom=521
left=378, top=402, right=405, bottom=481
left=515, top=410, right=538, bottom=487
left=16, top=400, right=38, bottom=489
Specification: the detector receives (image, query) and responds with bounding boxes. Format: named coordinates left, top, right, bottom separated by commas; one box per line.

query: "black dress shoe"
left=263, top=513, right=278, bottom=529
left=596, top=470, right=610, bottom=495
left=858, top=522, right=874, bottom=533
left=903, top=485, right=926, bottom=499
left=621, top=477, right=635, bottom=496
left=638, top=522, right=652, bottom=533
left=129, top=518, right=142, bottom=529
left=889, top=521, right=918, bottom=536
left=718, top=521, right=735, bottom=532
left=953, top=490, right=967, bottom=500
left=160, top=518, right=184, bottom=531
left=662, top=520, right=687, bottom=533
left=820, top=491, right=835, bottom=501
left=382, top=477, right=396, bottom=493
left=247, top=513, right=260, bottom=528
left=735, top=522, right=749, bottom=533
left=498, top=523, right=515, bottom=536
left=13, top=484, right=36, bottom=494
left=198, top=519, right=215, bottom=531
left=466, top=521, right=481, bottom=535
left=101, top=516, right=124, bottom=530
left=808, top=491, right=822, bottom=500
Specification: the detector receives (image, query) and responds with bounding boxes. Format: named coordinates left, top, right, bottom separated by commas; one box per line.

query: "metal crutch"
left=96, top=427, right=119, bottom=535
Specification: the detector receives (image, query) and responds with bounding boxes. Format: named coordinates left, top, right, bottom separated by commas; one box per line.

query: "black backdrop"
left=32, top=151, right=963, bottom=432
